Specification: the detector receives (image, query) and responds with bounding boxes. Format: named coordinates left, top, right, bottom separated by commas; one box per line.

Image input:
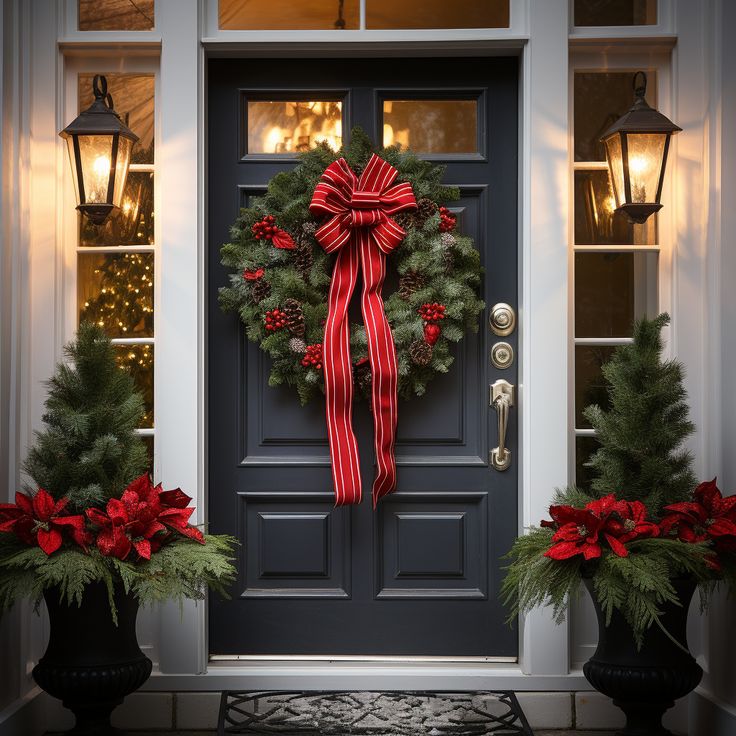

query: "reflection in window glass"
left=220, top=0, right=359, bottom=29
left=115, top=344, right=154, bottom=427
left=79, top=0, right=154, bottom=30
left=574, top=72, right=657, bottom=162
left=141, top=435, right=154, bottom=473
left=79, top=74, right=155, bottom=163
left=383, top=100, right=477, bottom=154
left=574, top=0, right=656, bottom=27
left=367, top=0, right=509, bottom=28
left=575, top=345, right=615, bottom=429
left=576, top=435, right=600, bottom=490
left=574, top=170, right=656, bottom=245
left=575, top=252, right=658, bottom=338
left=247, top=100, right=342, bottom=154
left=80, top=172, right=154, bottom=247
left=78, top=252, right=154, bottom=338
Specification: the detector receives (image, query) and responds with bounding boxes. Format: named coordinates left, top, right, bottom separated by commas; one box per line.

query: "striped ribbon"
left=309, top=154, right=417, bottom=507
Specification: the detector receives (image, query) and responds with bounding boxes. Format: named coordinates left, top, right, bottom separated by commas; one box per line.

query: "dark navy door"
left=208, top=57, right=519, bottom=656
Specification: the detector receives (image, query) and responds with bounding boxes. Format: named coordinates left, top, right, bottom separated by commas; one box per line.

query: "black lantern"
left=60, top=75, right=138, bottom=225
left=600, top=71, right=681, bottom=224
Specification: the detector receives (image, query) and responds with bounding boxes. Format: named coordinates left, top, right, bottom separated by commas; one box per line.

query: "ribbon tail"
left=324, top=245, right=362, bottom=505
left=359, top=233, right=399, bottom=508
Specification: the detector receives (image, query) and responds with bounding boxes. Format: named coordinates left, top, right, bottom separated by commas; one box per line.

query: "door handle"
left=490, top=379, right=514, bottom=472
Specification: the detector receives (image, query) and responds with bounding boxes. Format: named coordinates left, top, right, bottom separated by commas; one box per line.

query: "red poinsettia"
left=86, top=474, right=204, bottom=561
left=542, top=494, right=658, bottom=561
left=0, top=489, right=86, bottom=555
left=660, top=478, right=736, bottom=553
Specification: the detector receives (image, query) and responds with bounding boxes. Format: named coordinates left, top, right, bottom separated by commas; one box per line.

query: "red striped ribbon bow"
left=309, top=154, right=417, bottom=507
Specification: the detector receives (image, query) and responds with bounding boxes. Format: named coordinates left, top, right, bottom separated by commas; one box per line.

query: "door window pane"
left=382, top=99, right=478, bottom=154
left=574, top=170, right=656, bottom=245
left=574, top=72, right=657, bottom=163
left=575, top=345, right=615, bottom=429
left=79, top=0, right=154, bottom=30
left=220, top=0, right=359, bottom=29
left=367, top=0, right=509, bottom=28
left=79, top=74, right=155, bottom=163
left=246, top=100, right=343, bottom=154
left=574, top=0, right=656, bottom=26
left=115, top=344, right=154, bottom=427
left=575, top=252, right=657, bottom=338
left=78, top=252, right=154, bottom=338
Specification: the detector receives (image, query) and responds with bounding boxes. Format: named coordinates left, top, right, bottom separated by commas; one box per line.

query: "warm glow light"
left=603, top=196, right=616, bottom=214
left=383, top=123, right=394, bottom=146
left=265, top=126, right=283, bottom=153
left=629, top=155, right=648, bottom=175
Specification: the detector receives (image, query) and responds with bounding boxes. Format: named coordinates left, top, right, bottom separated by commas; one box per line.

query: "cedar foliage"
left=24, top=322, right=149, bottom=512
left=584, top=313, right=696, bottom=518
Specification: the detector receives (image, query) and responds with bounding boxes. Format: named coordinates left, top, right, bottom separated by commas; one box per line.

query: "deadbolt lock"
left=489, top=303, right=516, bottom=337
left=491, top=341, right=514, bottom=369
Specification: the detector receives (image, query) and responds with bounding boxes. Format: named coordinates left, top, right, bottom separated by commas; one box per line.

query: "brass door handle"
left=490, top=379, right=514, bottom=471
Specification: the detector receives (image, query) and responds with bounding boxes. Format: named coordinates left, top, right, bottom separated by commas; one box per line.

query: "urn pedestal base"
left=32, top=582, right=152, bottom=736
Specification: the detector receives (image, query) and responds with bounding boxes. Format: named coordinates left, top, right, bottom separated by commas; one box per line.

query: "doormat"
left=217, top=691, right=534, bottom=735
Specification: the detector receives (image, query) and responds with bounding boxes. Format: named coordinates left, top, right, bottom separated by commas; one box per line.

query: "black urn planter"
left=583, top=577, right=702, bottom=736
left=33, top=581, right=152, bottom=736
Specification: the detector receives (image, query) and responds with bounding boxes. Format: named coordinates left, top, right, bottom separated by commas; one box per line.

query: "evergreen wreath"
left=218, top=128, right=485, bottom=405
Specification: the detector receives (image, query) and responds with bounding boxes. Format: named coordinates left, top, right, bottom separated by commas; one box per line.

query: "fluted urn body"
left=33, top=581, right=152, bottom=736
left=583, top=577, right=702, bottom=736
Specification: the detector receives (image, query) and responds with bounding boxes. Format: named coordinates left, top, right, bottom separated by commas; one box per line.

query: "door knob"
left=489, top=303, right=516, bottom=336
left=490, top=379, right=514, bottom=471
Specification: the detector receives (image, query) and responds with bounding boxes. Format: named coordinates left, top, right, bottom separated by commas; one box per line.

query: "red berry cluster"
left=264, top=308, right=287, bottom=332
left=418, top=302, right=446, bottom=323
left=252, top=215, right=279, bottom=241
left=301, top=343, right=323, bottom=371
left=439, top=207, right=457, bottom=233
left=243, top=267, right=264, bottom=281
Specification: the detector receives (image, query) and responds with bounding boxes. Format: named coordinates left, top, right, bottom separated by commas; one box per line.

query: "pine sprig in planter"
left=502, top=314, right=736, bottom=646
left=0, top=323, right=236, bottom=619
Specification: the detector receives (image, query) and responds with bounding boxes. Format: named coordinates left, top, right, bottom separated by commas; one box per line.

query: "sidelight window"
left=75, top=72, right=156, bottom=468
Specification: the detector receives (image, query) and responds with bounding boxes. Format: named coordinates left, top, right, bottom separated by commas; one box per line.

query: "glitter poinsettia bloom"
left=0, top=489, right=86, bottom=555
left=542, top=494, right=654, bottom=560
left=660, top=478, right=736, bottom=552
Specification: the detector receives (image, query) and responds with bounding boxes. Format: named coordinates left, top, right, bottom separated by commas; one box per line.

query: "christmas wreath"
left=219, top=128, right=484, bottom=406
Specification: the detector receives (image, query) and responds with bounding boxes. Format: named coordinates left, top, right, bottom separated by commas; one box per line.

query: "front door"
left=208, top=57, right=519, bottom=657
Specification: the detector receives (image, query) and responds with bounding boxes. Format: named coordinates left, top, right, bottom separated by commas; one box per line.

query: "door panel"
left=208, top=57, right=519, bottom=657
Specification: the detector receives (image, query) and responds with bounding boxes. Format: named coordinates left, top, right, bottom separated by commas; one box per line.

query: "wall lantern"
left=600, top=71, right=681, bottom=224
left=60, top=75, right=138, bottom=225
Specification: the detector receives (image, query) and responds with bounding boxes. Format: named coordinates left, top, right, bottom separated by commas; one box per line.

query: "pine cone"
left=289, top=337, right=307, bottom=354
left=409, top=340, right=433, bottom=366
left=415, top=198, right=438, bottom=225
left=294, top=239, right=314, bottom=277
left=393, top=211, right=414, bottom=231
left=398, top=270, right=427, bottom=300
left=283, top=298, right=305, bottom=337
left=442, top=247, right=455, bottom=274
left=250, top=278, right=271, bottom=304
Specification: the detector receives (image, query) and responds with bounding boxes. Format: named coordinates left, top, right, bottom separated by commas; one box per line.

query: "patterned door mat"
left=218, top=691, right=535, bottom=735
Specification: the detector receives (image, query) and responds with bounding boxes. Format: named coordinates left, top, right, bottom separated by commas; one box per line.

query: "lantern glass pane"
left=625, top=132, right=667, bottom=204
left=65, top=137, right=82, bottom=205
left=77, top=135, right=114, bottom=204
left=382, top=99, right=478, bottom=153
left=604, top=134, right=626, bottom=208
left=111, top=136, right=134, bottom=208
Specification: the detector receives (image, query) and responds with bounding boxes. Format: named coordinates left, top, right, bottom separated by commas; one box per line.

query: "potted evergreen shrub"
left=0, top=324, right=236, bottom=736
left=503, top=314, right=736, bottom=736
